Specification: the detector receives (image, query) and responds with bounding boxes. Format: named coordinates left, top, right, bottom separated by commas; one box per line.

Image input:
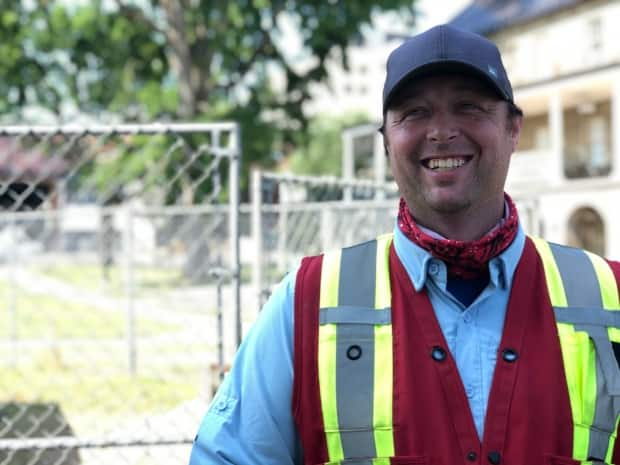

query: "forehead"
left=388, top=72, right=501, bottom=107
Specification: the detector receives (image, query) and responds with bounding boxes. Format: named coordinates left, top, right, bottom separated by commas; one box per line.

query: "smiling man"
left=190, top=25, right=620, bottom=465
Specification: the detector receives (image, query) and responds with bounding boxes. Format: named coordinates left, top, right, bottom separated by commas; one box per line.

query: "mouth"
left=422, top=156, right=472, bottom=171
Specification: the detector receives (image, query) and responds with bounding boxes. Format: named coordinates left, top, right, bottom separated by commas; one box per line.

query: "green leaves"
left=2, top=0, right=415, bottom=196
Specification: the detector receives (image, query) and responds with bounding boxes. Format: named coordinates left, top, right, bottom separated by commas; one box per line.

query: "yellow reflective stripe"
left=557, top=323, right=597, bottom=460
left=373, top=324, right=394, bottom=457
left=372, top=458, right=391, bottom=465
left=531, top=236, right=568, bottom=307
left=606, top=415, right=620, bottom=463
left=320, top=250, right=341, bottom=308
left=374, top=233, right=395, bottom=457
left=319, top=250, right=343, bottom=461
left=375, top=233, right=393, bottom=310
left=585, top=250, right=620, bottom=310
left=318, top=323, right=343, bottom=461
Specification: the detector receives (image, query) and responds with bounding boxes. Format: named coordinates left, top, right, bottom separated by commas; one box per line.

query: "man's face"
left=384, top=73, right=521, bottom=233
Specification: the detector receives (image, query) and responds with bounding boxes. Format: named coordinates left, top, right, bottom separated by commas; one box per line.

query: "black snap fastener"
left=502, top=348, right=518, bottom=363
left=488, top=451, right=501, bottom=464
left=346, top=345, right=362, bottom=360
left=467, top=451, right=477, bottom=461
left=431, top=346, right=447, bottom=362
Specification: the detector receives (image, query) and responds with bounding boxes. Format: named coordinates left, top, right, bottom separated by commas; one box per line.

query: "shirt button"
left=467, top=451, right=477, bottom=461
left=429, top=262, right=440, bottom=275
left=431, top=346, right=447, bottom=362
left=465, top=385, right=474, bottom=398
left=464, top=312, right=473, bottom=323
left=488, top=451, right=501, bottom=464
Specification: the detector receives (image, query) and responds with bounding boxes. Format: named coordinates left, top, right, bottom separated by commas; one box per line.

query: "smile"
left=423, top=156, right=471, bottom=171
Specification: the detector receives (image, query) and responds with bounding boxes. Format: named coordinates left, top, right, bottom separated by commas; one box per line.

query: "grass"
left=2, top=360, right=203, bottom=417
left=0, top=282, right=179, bottom=339
left=38, top=263, right=187, bottom=297
left=0, top=262, right=218, bottom=434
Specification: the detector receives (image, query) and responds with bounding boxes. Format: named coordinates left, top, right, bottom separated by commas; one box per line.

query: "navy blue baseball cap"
left=382, top=24, right=514, bottom=113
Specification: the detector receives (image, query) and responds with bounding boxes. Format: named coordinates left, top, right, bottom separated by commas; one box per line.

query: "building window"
left=563, top=101, right=612, bottom=179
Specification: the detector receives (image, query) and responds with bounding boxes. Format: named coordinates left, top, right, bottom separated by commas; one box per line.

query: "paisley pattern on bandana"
left=398, top=194, right=519, bottom=279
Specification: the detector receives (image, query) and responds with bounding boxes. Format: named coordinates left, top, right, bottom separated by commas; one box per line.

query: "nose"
left=426, top=112, right=459, bottom=143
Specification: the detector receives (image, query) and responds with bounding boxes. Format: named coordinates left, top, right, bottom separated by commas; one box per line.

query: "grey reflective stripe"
left=554, top=307, right=620, bottom=327
left=337, top=323, right=376, bottom=458
left=549, top=243, right=602, bottom=307
left=335, top=240, right=378, bottom=459
left=549, top=243, right=620, bottom=461
left=320, top=307, right=391, bottom=325
left=339, top=241, right=377, bottom=307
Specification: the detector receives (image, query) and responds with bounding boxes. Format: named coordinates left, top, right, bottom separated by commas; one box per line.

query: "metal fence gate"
left=0, top=123, right=241, bottom=465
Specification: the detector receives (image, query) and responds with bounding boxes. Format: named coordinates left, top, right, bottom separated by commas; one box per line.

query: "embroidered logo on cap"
left=488, top=65, right=498, bottom=77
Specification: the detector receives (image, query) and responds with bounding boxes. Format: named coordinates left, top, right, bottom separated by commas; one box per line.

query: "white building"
left=448, top=0, right=620, bottom=259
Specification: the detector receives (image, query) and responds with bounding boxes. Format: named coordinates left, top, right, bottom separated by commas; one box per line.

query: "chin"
left=428, top=198, right=470, bottom=214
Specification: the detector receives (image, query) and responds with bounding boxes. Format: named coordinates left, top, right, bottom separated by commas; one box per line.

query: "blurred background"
left=1, top=0, right=619, bottom=464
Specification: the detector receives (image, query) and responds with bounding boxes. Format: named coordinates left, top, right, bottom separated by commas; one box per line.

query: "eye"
left=400, top=106, right=428, bottom=121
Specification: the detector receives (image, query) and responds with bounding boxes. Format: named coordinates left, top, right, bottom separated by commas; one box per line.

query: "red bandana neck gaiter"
left=397, top=194, right=519, bottom=279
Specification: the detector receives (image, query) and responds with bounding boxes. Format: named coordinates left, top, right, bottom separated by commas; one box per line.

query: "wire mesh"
left=0, top=123, right=240, bottom=465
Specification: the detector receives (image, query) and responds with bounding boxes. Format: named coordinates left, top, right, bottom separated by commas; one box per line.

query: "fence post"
left=251, top=168, right=263, bottom=311
left=229, top=124, right=242, bottom=347
left=342, top=131, right=354, bottom=203
left=123, top=203, right=137, bottom=376
left=8, top=214, right=18, bottom=368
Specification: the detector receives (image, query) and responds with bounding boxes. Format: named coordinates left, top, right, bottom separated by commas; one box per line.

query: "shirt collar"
left=393, top=220, right=526, bottom=292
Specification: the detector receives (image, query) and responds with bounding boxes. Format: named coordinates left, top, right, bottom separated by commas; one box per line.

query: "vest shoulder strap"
left=530, top=236, right=620, bottom=462
left=317, top=234, right=395, bottom=462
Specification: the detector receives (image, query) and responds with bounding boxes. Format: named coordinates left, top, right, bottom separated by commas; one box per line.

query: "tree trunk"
left=160, top=0, right=197, bottom=118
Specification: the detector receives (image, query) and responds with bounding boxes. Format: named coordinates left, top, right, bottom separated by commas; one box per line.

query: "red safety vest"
left=292, top=236, right=620, bottom=465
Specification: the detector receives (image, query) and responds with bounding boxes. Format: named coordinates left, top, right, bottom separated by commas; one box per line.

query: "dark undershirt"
left=447, top=271, right=490, bottom=307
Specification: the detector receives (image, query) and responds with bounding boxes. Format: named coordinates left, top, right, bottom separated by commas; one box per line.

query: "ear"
left=508, top=115, right=523, bottom=153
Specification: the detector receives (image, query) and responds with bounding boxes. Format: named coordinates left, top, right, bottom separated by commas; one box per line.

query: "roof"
left=449, top=0, right=583, bottom=35
left=0, top=138, right=68, bottom=183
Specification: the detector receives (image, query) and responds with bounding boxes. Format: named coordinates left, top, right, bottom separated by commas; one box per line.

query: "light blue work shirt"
left=190, top=223, right=526, bottom=464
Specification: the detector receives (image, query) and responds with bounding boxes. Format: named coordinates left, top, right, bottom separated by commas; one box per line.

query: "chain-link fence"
left=250, top=170, right=400, bottom=306
left=0, top=123, right=241, bottom=465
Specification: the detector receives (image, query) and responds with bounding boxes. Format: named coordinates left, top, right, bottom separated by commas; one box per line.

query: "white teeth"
left=428, top=158, right=466, bottom=170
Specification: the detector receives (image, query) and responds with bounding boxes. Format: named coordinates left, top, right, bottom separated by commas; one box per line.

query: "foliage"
left=288, top=112, right=372, bottom=176
left=1, top=0, right=416, bottom=199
